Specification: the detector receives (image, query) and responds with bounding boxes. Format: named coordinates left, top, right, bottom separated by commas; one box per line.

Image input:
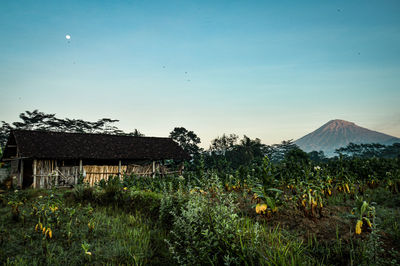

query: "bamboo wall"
left=35, top=160, right=78, bottom=188
left=83, top=164, right=157, bottom=186
left=32, top=160, right=179, bottom=188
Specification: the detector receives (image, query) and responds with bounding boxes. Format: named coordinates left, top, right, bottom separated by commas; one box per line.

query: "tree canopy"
left=169, top=127, right=202, bottom=157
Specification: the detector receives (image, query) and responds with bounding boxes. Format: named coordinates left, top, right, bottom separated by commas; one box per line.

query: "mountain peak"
left=326, top=119, right=355, bottom=126
left=321, top=119, right=356, bottom=132
left=295, top=120, right=400, bottom=156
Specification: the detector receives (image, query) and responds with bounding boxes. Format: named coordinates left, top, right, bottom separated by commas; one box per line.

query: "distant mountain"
left=295, top=119, right=400, bottom=156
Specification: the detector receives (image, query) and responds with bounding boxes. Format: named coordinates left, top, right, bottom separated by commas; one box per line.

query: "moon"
left=65, top=34, right=71, bottom=40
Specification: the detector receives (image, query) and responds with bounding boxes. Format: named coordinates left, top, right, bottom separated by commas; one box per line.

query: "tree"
left=335, top=143, right=387, bottom=158
left=209, top=134, right=238, bottom=155
left=223, top=135, right=265, bottom=168
left=169, top=127, right=202, bottom=157
left=265, top=140, right=299, bottom=162
left=284, top=148, right=309, bottom=164
left=308, top=150, right=326, bottom=163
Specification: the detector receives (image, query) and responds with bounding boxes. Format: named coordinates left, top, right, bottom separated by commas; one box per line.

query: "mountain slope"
left=295, top=119, right=400, bottom=156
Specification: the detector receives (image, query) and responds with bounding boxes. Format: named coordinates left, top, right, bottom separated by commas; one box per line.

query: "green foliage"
left=1, top=152, right=400, bottom=265
left=336, top=142, right=400, bottom=159
left=0, top=190, right=156, bottom=265
left=158, top=191, right=188, bottom=229
left=127, top=190, right=162, bottom=220
left=169, top=126, right=201, bottom=156
left=166, top=193, right=261, bottom=265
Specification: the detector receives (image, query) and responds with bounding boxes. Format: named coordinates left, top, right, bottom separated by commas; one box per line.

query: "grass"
left=0, top=191, right=166, bottom=265
left=1, top=171, right=400, bottom=265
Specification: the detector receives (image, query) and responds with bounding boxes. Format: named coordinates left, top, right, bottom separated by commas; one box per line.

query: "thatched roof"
left=2, top=130, right=190, bottom=161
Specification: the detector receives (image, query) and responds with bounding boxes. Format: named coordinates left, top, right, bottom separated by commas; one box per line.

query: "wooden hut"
left=1, top=130, right=190, bottom=188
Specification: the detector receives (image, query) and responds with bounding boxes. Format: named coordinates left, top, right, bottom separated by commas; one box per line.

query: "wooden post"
left=179, top=162, right=184, bottom=175
left=118, top=160, right=122, bottom=179
left=152, top=161, right=156, bottom=178
left=33, top=159, right=37, bottom=188
left=55, top=160, right=59, bottom=187
left=19, top=159, right=24, bottom=188
left=78, top=159, right=83, bottom=185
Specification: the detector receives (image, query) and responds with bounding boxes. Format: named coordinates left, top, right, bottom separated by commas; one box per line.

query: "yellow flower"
left=42, top=227, right=46, bottom=234
left=123, top=187, right=128, bottom=191
left=48, top=228, right=53, bottom=238
left=255, top=203, right=267, bottom=214
left=345, top=184, right=350, bottom=193
left=328, top=189, right=332, bottom=196
left=355, top=220, right=363, bottom=235
left=35, top=224, right=39, bottom=231
left=85, top=251, right=92, bottom=256
left=301, top=199, right=307, bottom=207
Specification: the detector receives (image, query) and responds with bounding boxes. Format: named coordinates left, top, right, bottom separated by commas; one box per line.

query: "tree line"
left=1, top=110, right=399, bottom=165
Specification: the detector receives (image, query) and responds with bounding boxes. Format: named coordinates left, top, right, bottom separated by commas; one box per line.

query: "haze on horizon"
left=1, top=0, right=399, bottom=149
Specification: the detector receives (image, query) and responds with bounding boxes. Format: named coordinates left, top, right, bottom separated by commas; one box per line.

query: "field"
left=1, top=157, right=400, bottom=265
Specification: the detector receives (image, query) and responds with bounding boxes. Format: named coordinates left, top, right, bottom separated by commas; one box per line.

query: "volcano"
left=295, top=119, right=400, bottom=156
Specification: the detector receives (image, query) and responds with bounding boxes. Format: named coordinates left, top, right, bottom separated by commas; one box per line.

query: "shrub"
left=126, top=190, right=163, bottom=220
left=99, top=176, right=124, bottom=202
left=166, top=192, right=260, bottom=265
left=159, top=191, right=188, bottom=229
left=71, top=184, right=94, bottom=202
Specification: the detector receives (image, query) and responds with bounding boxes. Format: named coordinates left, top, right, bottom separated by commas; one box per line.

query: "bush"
left=126, top=190, right=163, bottom=220
left=70, top=184, right=95, bottom=203
left=159, top=191, right=188, bottom=229
left=166, top=192, right=261, bottom=265
left=99, top=176, right=124, bottom=203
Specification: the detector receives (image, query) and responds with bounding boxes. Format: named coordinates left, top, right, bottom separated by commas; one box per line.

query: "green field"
left=1, top=156, right=400, bottom=265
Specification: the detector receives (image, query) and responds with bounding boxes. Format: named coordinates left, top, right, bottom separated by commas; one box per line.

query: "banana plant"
left=351, top=197, right=376, bottom=235
left=252, top=184, right=283, bottom=215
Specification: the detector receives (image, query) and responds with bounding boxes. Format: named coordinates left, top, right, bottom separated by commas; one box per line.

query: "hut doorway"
left=22, top=159, right=33, bottom=188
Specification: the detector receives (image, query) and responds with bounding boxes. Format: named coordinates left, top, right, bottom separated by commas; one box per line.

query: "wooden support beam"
left=33, top=159, right=37, bottom=189
left=179, top=162, right=184, bottom=175
left=78, top=159, right=83, bottom=185
left=152, top=161, right=156, bottom=178
left=19, top=159, right=24, bottom=188
left=55, top=160, right=59, bottom=187
left=118, top=160, right=122, bottom=178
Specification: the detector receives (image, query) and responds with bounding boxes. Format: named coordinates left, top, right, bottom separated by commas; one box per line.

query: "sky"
left=1, top=0, right=399, bottom=148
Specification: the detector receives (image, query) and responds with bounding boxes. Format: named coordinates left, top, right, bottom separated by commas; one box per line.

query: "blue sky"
left=1, top=0, right=399, bottom=147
